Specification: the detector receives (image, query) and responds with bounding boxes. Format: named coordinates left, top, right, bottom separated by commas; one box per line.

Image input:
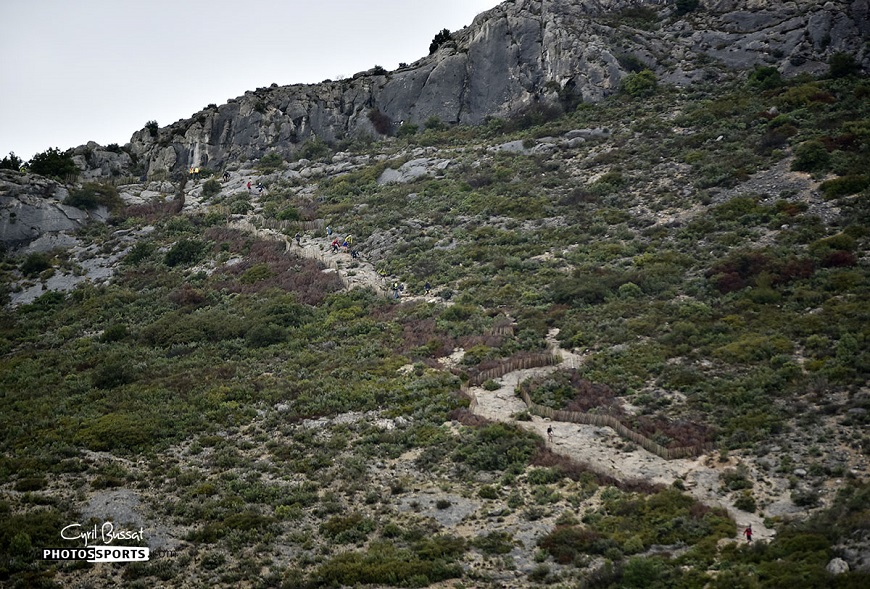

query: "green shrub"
left=64, top=182, right=123, bottom=210
left=819, top=175, right=870, bottom=199
left=92, top=355, right=136, bottom=388
left=472, top=531, right=514, bottom=555
left=276, top=205, right=300, bottom=221
left=20, top=252, right=52, bottom=277
left=452, top=423, right=539, bottom=472
left=621, top=69, right=658, bottom=98
left=74, top=412, right=158, bottom=451
left=145, top=120, right=159, bottom=136
left=313, top=539, right=463, bottom=587
left=201, top=178, right=221, bottom=197
left=792, top=140, right=831, bottom=173
left=296, top=138, right=330, bottom=161
left=125, top=242, right=155, bottom=265
left=478, top=485, right=498, bottom=499
left=257, top=151, right=284, bottom=172
left=397, top=123, right=419, bottom=138
left=14, top=477, right=46, bottom=492
left=828, top=52, right=860, bottom=78
left=164, top=239, right=206, bottom=266
left=748, top=66, right=783, bottom=90
left=424, top=116, right=446, bottom=131
left=320, top=512, right=376, bottom=544
left=734, top=490, right=757, bottom=512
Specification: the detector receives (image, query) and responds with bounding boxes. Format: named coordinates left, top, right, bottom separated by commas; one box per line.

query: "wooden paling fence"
left=463, top=352, right=712, bottom=460
left=249, top=215, right=324, bottom=234
left=469, top=353, right=557, bottom=386
left=518, top=389, right=713, bottom=460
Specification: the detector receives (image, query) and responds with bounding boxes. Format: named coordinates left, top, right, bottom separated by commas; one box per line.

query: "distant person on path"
left=223, top=171, right=230, bottom=182
left=743, top=525, right=752, bottom=543
left=257, top=182, right=264, bottom=194
left=247, top=180, right=252, bottom=191
left=424, top=281, right=431, bottom=294
left=326, top=225, right=332, bottom=237
left=547, top=426, right=554, bottom=444
left=295, top=232, right=301, bottom=246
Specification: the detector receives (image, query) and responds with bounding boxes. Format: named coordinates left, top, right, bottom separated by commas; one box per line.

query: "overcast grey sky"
left=1, top=0, right=502, bottom=162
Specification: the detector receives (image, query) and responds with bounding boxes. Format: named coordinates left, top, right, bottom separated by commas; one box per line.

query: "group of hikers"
left=327, top=226, right=360, bottom=258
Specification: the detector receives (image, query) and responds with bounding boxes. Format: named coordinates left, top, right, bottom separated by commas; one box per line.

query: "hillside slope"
left=2, top=64, right=869, bottom=586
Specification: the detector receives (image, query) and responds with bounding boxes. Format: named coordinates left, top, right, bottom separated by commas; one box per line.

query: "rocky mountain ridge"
left=117, top=0, right=868, bottom=177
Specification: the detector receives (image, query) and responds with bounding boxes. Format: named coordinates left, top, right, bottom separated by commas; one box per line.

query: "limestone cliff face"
left=0, top=170, right=108, bottom=248
left=122, top=0, right=868, bottom=175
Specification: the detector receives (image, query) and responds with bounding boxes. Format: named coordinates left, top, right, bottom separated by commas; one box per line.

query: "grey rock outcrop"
left=0, top=170, right=107, bottom=248
left=377, top=158, right=451, bottom=184
left=118, top=0, right=868, bottom=177
left=71, top=142, right=134, bottom=181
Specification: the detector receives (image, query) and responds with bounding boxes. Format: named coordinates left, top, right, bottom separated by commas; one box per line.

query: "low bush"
left=64, top=182, right=123, bottom=211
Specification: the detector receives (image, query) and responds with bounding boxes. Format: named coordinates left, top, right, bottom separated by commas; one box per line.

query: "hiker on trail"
left=547, top=426, right=554, bottom=443
left=331, top=238, right=340, bottom=253
left=295, top=232, right=301, bottom=246
left=743, top=525, right=752, bottom=543
left=424, top=281, right=431, bottom=294
left=326, top=225, right=332, bottom=237
left=247, top=180, right=252, bottom=191
left=223, top=171, right=230, bottom=182
left=257, top=182, right=264, bottom=194
left=392, top=282, right=400, bottom=299
left=351, top=249, right=359, bottom=259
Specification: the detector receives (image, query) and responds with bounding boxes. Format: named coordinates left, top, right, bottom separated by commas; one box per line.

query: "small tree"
left=748, top=66, right=783, bottom=90
left=620, top=69, right=658, bottom=98
left=145, top=120, right=159, bottom=137
left=828, top=52, right=859, bottom=78
left=429, top=28, right=452, bottom=54
left=675, top=0, right=700, bottom=15
left=0, top=152, right=23, bottom=171
left=28, top=147, right=78, bottom=180
left=367, top=108, right=393, bottom=135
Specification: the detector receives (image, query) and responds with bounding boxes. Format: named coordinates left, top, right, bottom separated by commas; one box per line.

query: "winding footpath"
left=223, top=198, right=774, bottom=545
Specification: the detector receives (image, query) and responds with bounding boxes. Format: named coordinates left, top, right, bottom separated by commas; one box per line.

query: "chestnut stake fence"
left=464, top=353, right=713, bottom=460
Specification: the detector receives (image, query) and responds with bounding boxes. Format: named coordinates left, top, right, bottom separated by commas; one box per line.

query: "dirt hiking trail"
left=226, top=208, right=773, bottom=545
left=469, top=330, right=775, bottom=544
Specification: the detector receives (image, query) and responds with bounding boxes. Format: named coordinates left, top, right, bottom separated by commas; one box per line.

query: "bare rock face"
left=70, top=142, right=134, bottom=181
left=0, top=170, right=107, bottom=249
left=115, top=0, right=867, bottom=176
